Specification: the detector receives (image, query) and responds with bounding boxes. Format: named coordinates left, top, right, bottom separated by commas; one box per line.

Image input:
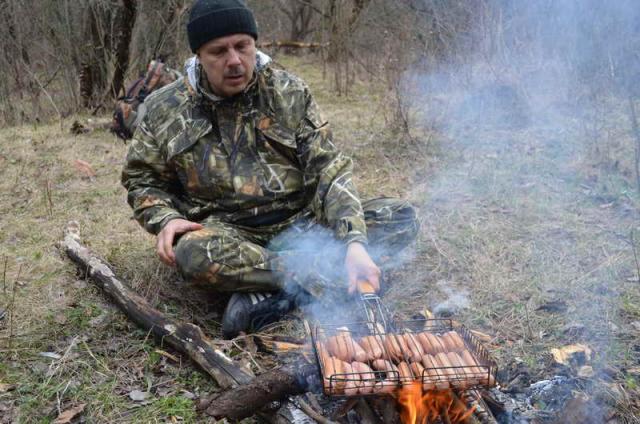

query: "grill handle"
left=357, top=280, right=377, bottom=294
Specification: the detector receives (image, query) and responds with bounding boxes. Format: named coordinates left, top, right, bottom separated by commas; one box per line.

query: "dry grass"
left=1, top=55, right=639, bottom=423
left=384, top=119, right=640, bottom=421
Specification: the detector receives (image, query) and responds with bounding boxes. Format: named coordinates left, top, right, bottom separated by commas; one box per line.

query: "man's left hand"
left=345, top=242, right=381, bottom=294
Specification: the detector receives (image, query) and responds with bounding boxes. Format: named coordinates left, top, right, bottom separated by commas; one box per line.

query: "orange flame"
left=397, top=382, right=476, bottom=424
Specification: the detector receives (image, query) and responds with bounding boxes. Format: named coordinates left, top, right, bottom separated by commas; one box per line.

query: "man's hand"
left=345, top=242, right=381, bottom=294
left=156, top=219, right=203, bottom=266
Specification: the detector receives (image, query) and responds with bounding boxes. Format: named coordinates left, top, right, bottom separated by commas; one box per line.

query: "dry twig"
left=297, top=398, right=338, bottom=424
left=7, top=264, right=22, bottom=350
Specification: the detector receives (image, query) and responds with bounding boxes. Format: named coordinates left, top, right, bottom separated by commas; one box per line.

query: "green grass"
left=621, top=293, right=640, bottom=320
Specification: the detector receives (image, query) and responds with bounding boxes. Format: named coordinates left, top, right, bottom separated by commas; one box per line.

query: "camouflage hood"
left=184, top=51, right=272, bottom=103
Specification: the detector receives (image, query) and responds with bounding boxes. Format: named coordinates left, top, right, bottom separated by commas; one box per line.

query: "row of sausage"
left=322, top=330, right=471, bottom=363
left=320, top=349, right=494, bottom=395
left=317, top=329, right=495, bottom=395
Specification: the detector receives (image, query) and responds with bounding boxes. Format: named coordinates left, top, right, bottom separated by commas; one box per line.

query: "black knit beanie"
left=187, top=0, right=258, bottom=53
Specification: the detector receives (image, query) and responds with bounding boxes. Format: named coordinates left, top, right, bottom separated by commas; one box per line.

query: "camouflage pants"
left=174, top=198, right=419, bottom=298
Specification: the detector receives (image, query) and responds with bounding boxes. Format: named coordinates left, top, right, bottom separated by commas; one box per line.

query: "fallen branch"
left=198, top=360, right=315, bottom=420
left=257, top=40, right=329, bottom=49
left=57, top=221, right=253, bottom=389
left=58, top=221, right=321, bottom=422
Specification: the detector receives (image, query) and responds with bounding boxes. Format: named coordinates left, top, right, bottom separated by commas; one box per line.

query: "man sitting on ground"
left=121, top=0, right=419, bottom=338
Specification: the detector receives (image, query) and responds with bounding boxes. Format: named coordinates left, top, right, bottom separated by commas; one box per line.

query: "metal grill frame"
left=311, top=318, right=498, bottom=397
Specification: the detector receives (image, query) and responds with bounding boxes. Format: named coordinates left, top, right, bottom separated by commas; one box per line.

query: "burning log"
left=396, top=382, right=480, bottom=424
left=197, top=361, right=316, bottom=420
left=460, top=390, right=498, bottom=424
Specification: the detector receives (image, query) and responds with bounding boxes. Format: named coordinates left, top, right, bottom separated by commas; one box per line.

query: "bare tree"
left=110, top=0, right=138, bottom=97
left=275, top=0, right=316, bottom=41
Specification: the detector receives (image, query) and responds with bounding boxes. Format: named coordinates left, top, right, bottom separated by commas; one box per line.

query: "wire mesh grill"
left=311, top=318, right=497, bottom=397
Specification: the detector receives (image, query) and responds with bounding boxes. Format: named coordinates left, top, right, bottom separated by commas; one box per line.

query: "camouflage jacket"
left=121, top=64, right=367, bottom=245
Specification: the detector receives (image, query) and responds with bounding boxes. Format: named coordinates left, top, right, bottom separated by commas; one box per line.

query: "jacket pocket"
left=165, top=118, right=216, bottom=197
left=256, top=118, right=299, bottom=166
left=255, top=117, right=303, bottom=195
left=166, top=117, right=212, bottom=161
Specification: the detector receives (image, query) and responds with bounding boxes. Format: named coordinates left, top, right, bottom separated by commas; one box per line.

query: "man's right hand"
left=156, top=219, right=203, bottom=266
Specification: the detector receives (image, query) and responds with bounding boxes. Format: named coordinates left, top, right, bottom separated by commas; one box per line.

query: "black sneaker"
left=221, top=291, right=294, bottom=339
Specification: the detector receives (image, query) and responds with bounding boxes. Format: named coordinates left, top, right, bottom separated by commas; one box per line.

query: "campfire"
left=311, top=288, right=497, bottom=423
left=398, top=382, right=475, bottom=424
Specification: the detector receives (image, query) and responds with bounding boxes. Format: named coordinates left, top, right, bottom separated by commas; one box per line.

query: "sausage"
left=360, top=335, right=384, bottom=360
left=460, top=350, right=483, bottom=375
left=422, top=354, right=449, bottom=390
left=332, top=358, right=347, bottom=393
left=444, top=331, right=466, bottom=351
left=323, top=357, right=348, bottom=394
left=409, top=361, right=424, bottom=379
left=352, top=361, right=375, bottom=394
left=372, top=359, right=399, bottom=376
left=446, top=351, right=468, bottom=388
left=325, top=336, right=347, bottom=361
left=338, top=329, right=357, bottom=361
left=449, top=351, right=478, bottom=388
left=403, top=332, right=425, bottom=362
left=323, top=356, right=337, bottom=393
left=326, top=330, right=356, bottom=362
left=383, top=334, right=404, bottom=361
left=394, top=333, right=411, bottom=360
left=325, top=337, right=340, bottom=358
left=372, top=359, right=400, bottom=387
left=439, top=333, right=455, bottom=351
left=373, top=379, right=397, bottom=394
left=336, top=334, right=352, bottom=361
left=317, top=343, right=331, bottom=365
left=417, top=332, right=435, bottom=354
left=425, top=333, right=446, bottom=353
left=352, top=339, right=368, bottom=363
left=445, top=332, right=466, bottom=351
left=460, top=350, right=495, bottom=386
left=397, top=361, right=414, bottom=387
left=343, top=362, right=360, bottom=396
left=427, top=334, right=447, bottom=355
left=434, top=352, right=456, bottom=379
left=410, top=361, right=435, bottom=391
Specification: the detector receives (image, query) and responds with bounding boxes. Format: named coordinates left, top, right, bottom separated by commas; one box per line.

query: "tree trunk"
left=110, top=0, right=137, bottom=98
left=80, top=1, right=112, bottom=107
left=79, top=63, right=94, bottom=108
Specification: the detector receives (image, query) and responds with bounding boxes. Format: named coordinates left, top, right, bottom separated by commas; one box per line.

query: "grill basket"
left=311, top=318, right=497, bottom=397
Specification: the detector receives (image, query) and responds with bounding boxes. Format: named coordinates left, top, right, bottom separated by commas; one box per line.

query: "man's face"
left=197, top=33, right=257, bottom=98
